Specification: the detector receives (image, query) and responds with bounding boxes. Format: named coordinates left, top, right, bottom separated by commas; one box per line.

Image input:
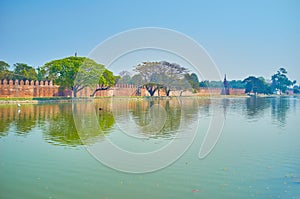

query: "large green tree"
left=43, top=56, right=116, bottom=97
left=13, top=63, right=37, bottom=80
left=134, top=62, right=164, bottom=96
left=90, top=69, right=119, bottom=97
left=243, top=76, right=271, bottom=94
left=184, top=73, right=200, bottom=91
left=160, top=61, right=188, bottom=96
left=134, top=61, right=188, bottom=96
left=271, top=68, right=295, bottom=94
left=0, top=61, right=9, bottom=71
left=0, top=61, right=13, bottom=80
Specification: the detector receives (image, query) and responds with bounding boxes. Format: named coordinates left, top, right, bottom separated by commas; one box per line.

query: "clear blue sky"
left=1, top=0, right=299, bottom=82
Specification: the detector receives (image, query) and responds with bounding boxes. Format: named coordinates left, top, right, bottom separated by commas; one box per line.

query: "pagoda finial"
left=222, top=74, right=230, bottom=95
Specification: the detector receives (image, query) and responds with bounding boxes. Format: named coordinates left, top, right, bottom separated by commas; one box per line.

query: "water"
left=0, top=96, right=299, bottom=199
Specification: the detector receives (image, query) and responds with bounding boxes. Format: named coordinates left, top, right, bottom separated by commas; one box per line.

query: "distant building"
left=221, top=74, right=230, bottom=95
left=286, top=89, right=294, bottom=95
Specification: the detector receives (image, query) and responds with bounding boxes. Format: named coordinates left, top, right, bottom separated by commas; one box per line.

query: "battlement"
left=0, top=79, right=245, bottom=98
left=0, top=79, right=53, bottom=86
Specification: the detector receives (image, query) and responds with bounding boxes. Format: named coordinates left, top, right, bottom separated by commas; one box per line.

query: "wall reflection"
left=0, top=96, right=296, bottom=145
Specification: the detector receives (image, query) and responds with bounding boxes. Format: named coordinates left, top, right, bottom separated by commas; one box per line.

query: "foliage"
left=134, top=61, right=188, bottom=96
left=90, top=69, right=119, bottom=97
left=43, top=56, right=114, bottom=97
left=242, top=76, right=271, bottom=94
left=13, top=63, right=37, bottom=80
left=131, top=74, right=143, bottom=85
left=199, top=80, right=245, bottom=89
left=199, top=80, right=209, bottom=88
left=199, top=80, right=222, bottom=88
left=99, top=69, right=119, bottom=87
left=0, top=61, right=10, bottom=71
left=293, top=85, right=300, bottom=94
left=0, top=61, right=13, bottom=80
left=184, top=73, right=200, bottom=91
left=118, top=71, right=131, bottom=84
left=37, top=67, right=47, bottom=81
left=271, top=68, right=295, bottom=94
left=229, top=80, right=245, bottom=89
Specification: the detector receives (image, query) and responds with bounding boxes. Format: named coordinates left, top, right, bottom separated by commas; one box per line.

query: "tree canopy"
left=134, top=61, right=189, bottom=96
left=271, top=68, right=295, bottom=94
left=0, top=61, right=13, bottom=80
left=12, top=63, right=38, bottom=81
left=42, top=56, right=117, bottom=97
left=243, top=76, right=271, bottom=94
left=90, top=69, right=119, bottom=97
left=184, top=73, right=200, bottom=91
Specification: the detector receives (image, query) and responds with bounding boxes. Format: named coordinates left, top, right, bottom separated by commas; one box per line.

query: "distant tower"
left=75, top=51, right=77, bottom=57
left=221, top=74, right=230, bottom=95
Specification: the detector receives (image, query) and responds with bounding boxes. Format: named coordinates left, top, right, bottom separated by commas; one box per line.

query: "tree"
left=0, top=61, right=9, bottom=71
left=160, top=61, right=189, bottom=96
left=43, top=56, right=108, bottom=97
left=131, top=74, right=143, bottom=85
left=12, top=63, right=37, bottom=80
left=243, top=76, right=271, bottom=94
left=0, top=61, right=13, bottom=80
left=134, top=62, right=164, bottom=96
left=184, top=73, right=200, bottom=91
left=229, top=80, right=245, bottom=89
left=118, top=70, right=131, bottom=84
left=271, top=68, right=295, bottom=94
left=199, top=80, right=209, bottom=88
left=134, top=61, right=188, bottom=96
left=208, top=80, right=223, bottom=88
left=293, top=85, right=300, bottom=94
left=90, top=69, right=119, bottom=97
left=37, top=67, right=47, bottom=81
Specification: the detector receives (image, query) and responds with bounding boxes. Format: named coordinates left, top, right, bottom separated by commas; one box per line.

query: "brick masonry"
left=0, top=79, right=245, bottom=98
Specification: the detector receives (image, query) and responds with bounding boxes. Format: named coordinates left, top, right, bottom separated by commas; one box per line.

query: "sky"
left=1, top=0, right=300, bottom=82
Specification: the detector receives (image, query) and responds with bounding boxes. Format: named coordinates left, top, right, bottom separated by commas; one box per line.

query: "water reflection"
left=245, top=97, right=270, bottom=119
left=243, top=96, right=293, bottom=127
left=129, top=99, right=183, bottom=137
left=270, top=97, right=290, bottom=127
left=43, top=104, right=81, bottom=146
left=0, top=97, right=296, bottom=144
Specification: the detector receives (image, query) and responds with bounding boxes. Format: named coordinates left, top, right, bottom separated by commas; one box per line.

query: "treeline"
left=118, top=67, right=299, bottom=95
left=0, top=61, right=42, bottom=81
left=1, top=58, right=299, bottom=96
left=0, top=57, right=119, bottom=97
left=117, top=71, right=244, bottom=89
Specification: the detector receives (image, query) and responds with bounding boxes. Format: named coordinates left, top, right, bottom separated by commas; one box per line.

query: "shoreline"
left=0, top=94, right=298, bottom=105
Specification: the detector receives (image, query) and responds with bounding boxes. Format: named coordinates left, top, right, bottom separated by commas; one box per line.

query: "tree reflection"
left=15, top=109, right=37, bottom=136
left=93, top=99, right=116, bottom=132
left=45, top=102, right=114, bottom=147
left=129, top=98, right=202, bottom=138
left=0, top=96, right=295, bottom=142
left=0, top=106, right=15, bottom=137
left=244, top=96, right=292, bottom=127
left=271, top=97, right=290, bottom=127
left=43, top=104, right=81, bottom=146
left=161, top=100, right=181, bottom=133
left=245, top=97, right=270, bottom=119
left=0, top=102, right=115, bottom=146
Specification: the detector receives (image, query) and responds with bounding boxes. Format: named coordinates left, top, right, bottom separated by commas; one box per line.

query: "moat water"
left=0, top=96, right=299, bottom=199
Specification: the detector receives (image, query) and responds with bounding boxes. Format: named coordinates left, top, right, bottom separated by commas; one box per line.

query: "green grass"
left=0, top=96, right=72, bottom=101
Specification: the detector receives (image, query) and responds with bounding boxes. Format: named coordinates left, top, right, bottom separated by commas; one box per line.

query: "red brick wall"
left=0, top=79, right=245, bottom=98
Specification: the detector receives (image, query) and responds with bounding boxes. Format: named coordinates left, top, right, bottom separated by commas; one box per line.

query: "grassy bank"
left=1, top=94, right=298, bottom=105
